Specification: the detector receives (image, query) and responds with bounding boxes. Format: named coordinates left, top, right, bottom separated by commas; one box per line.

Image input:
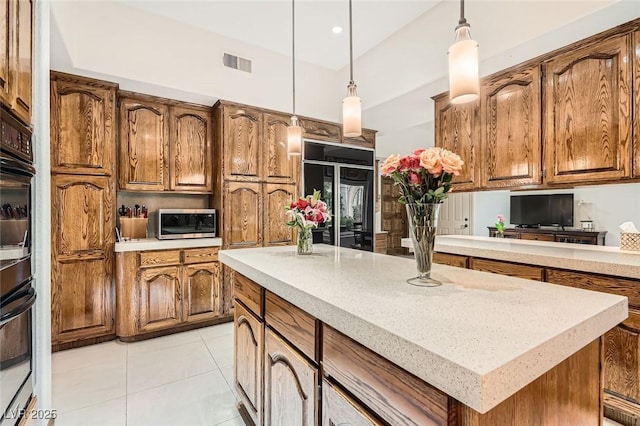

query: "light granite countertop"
left=219, top=244, right=627, bottom=414
left=114, top=237, right=222, bottom=252
left=401, top=235, right=640, bottom=279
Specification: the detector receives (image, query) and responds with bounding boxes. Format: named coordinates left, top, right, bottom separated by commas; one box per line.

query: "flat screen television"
left=510, top=194, right=574, bottom=228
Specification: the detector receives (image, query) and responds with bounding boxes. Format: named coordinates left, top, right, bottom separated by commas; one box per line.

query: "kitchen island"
left=220, top=244, right=627, bottom=426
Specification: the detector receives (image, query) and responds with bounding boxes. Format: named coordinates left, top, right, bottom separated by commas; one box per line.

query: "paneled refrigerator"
left=303, top=140, right=375, bottom=252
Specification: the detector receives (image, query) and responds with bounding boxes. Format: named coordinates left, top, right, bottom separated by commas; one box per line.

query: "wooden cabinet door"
left=322, top=380, right=382, bottom=426
left=470, top=258, right=544, bottom=281
left=223, top=106, right=261, bottom=180
left=224, top=181, right=262, bottom=248
left=263, top=112, right=297, bottom=182
left=170, top=105, right=212, bottom=192
left=234, top=302, right=264, bottom=426
left=50, top=77, right=116, bottom=176
left=264, top=328, right=318, bottom=426
left=481, top=66, right=541, bottom=188
left=51, top=174, right=115, bottom=344
left=343, top=128, right=376, bottom=149
left=263, top=183, right=296, bottom=247
left=381, top=176, right=407, bottom=255
left=604, top=310, right=640, bottom=404
left=634, top=30, right=640, bottom=178
left=299, top=118, right=341, bottom=142
left=434, top=95, right=480, bottom=190
left=138, top=266, right=182, bottom=333
left=119, top=97, right=169, bottom=191
left=183, top=262, right=220, bottom=322
left=0, top=0, right=11, bottom=106
left=543, top=34, right=632, bottom=184
left=11, top=0, right=31, bottom=124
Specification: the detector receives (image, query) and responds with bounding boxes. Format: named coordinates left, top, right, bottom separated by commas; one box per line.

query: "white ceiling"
left=118, top=0, right=442, bottom=70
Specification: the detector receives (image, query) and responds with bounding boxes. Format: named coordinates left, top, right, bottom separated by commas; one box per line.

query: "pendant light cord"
left=292, top=0, right=296, bottom=114
left=349, top=0, right=354, bottom=84
left=458, top=0, right=467, bottom=26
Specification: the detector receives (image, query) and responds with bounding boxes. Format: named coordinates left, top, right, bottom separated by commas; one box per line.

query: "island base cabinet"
left=322, top=379, right=383, bottom=426
left=264, top=328, right=318, bottom=426
left=234, top=302, right=264, bottom=426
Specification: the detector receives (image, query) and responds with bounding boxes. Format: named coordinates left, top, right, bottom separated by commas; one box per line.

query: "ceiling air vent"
left=223, top=53, right=252, bottom=73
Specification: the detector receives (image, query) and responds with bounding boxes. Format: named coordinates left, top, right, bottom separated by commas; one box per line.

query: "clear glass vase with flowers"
left=495, top=214, right=506, bottom=237
left=285, top=190, right=331, bottom=255
left=381, top=148, right=464, bottom=286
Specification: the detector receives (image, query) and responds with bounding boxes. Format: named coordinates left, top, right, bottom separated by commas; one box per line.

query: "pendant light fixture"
left=287, top=0, right=302, bottom=155
left=447, top=0, right=480, bottom=104
left=343, top=0, right=361, bottom=138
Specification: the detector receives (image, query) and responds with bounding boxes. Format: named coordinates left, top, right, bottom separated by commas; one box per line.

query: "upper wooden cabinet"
left=263, top=112, right=296, bottom=182
left=50, top=73, right=117, bottom=176
left=0, top=0, right=31, bottom=125
left=119, top=96, right=170, bottom=191
left=224, top=181, right=262, bottom=249
left=481, top=66, right=542, bottom=188
left=119, top=94, right=213, bottom=193
left=299, top=118, right=341, bottom=142
left=263, top=183, right=296, bottom=246
left=434, top=96, right=480, bottom=191
left=223, top=106, right=262, bottom=180
left=543, top=34, right=633, bottom=184
left=343, top=128, right=376, bottom=149
left=170, top=105, right=212, bottom=192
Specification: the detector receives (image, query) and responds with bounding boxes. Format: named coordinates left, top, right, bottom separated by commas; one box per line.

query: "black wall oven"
left=0, top=109, right=35, bottom=425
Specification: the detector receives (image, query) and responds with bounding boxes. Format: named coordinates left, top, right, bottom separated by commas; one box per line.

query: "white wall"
left=472, top=183, right=640, bottom=247
left=50, top=1, right=342, bottom=121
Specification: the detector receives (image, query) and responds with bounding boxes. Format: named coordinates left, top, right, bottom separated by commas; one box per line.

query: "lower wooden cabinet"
left=116, top=247, right=229, bottom=340
left=234, top=301, right=264, bottom=426
left=433, top=252, right=468, bottom=268
left=604, top=310, right=640, bottom=404
left=470, top=258, right=544, bottom=281
left=322, top=379, right=382, bottom=426
left=264, top=328, right=318, bottom=426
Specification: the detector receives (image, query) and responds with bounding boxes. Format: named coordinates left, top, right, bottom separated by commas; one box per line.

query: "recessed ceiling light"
left=332, top=26, right=343, bottom=34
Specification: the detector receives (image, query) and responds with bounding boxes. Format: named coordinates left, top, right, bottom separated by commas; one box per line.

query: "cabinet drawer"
left=470, top=258, right=544, bottom=281
left=183, top=247, right=219, bottom=264
left=547, top=269, right=640, bottom=309
left=138, top=250, right=181, bottom=267
left=234, top=273, right=263, bottom=318
left=265, top=291, right=316, bottom=362
left=322, top=379, right=383, bottom=426
left=433, top=252, right=468, bottom=268
left=520, top=233, right=555, bottom=242
left=323, top=325, right=452, bottom=426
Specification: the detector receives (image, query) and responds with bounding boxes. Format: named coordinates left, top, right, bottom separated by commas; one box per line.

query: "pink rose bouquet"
left=380, top=147, right=464, bottom=205
left=496, top=214, right=505, bottom=234
left=286, top=189, right=331, bottom=230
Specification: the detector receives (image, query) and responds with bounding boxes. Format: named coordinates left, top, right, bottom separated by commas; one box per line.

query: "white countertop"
left=401, top=235, right=640, bottom=279
left=219, top=244, right=627, bottom=413
left=115, top=237, right=222, bottom=252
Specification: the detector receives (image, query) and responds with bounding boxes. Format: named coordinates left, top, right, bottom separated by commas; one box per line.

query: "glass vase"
left=406, top=203, right=442, bottom=287
left=297, top=227, right=313, bottom=255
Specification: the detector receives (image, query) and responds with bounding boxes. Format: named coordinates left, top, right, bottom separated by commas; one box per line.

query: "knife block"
left=119, top=217, right=148, bottom=240
left=0, top=219, right=28, bottom=245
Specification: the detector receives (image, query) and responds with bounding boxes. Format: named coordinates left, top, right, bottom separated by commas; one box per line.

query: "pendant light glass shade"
left=343, top=0, right=362, bottom=137
left=287, top=115, right=302, bottom=155
left=448, top=25, right=479, bottom=104
left=343, top=83, right=361, bottom=138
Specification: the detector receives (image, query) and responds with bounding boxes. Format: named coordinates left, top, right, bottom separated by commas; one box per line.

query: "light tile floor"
left=52, top=322, right=241, bottom=426
left=52, top=322, right=624, bottom=426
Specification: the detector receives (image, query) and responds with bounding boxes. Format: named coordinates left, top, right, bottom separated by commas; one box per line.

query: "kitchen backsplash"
left=116, top=192, right=209, bottom=238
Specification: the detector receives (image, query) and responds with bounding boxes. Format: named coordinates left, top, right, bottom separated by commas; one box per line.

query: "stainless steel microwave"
left=157, top=209, right=217, bottom=240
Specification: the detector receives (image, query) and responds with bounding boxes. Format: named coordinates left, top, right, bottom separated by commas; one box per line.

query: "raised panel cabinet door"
left=263, top=112, right=296, bottom=182
left=264, top=328, right=318, bottom=426
left=51, top=257, right=114, bottom=344
left=322, top=380, right=383, bottom=426
left=138, top=266, right=182, bottom=332
left=119, top=98, right=169, bottom=191
left=51, top=174, right=114, bottom=257
left=11, top=0, right=31, bottom=124
left=223, top=106, right=261, bottom=180
left=264, top=183, right=296, bottom=246
left=434, top=95, right=480, bottom=190
left=0, top=0, right=11, bottom=106
left=234, top=302, right=264, bottom=426
left=50, top=77, right=116, bottom=175
left=543, top=34, right=632, bottom=184
left=604, top=310, right=640, bottom=403
left=482, top=66, right=542, bottom=188
left=183, top=262, right=221, bottom=322
left=170, top=105, right=212, bottom=192
left=634, top=30, right=640, bottom=178
left=224, top=181, right=262, bottom=248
